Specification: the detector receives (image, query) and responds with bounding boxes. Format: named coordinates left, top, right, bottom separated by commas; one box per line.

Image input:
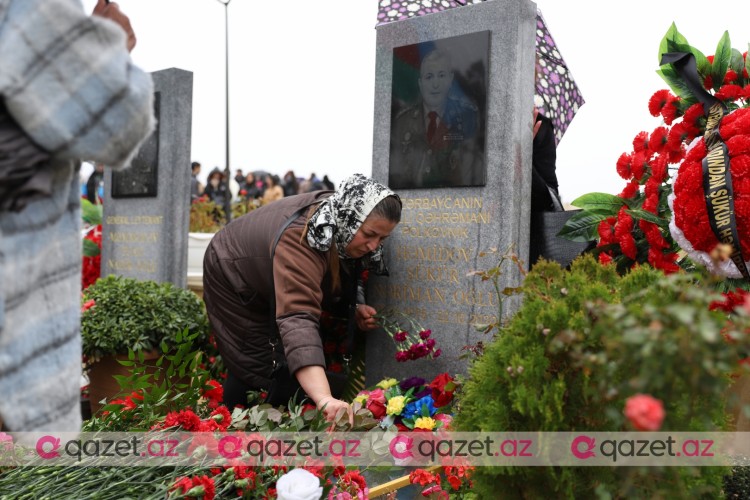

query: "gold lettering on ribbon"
left=701, top=102, right=749, bottom=277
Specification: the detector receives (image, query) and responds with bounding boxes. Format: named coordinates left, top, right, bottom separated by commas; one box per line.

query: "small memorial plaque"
left=112, top=92, right=161, bottom=198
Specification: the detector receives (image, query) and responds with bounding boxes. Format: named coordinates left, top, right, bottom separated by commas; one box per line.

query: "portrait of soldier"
left=389, top=43, right=486, bottom=189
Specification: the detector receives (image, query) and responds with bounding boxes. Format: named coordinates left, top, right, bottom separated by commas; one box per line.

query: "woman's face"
left=345, top=215, right=398, bottom=258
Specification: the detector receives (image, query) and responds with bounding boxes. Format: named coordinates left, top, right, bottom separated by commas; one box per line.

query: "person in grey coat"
left=0, top=0, right=155, bottom=433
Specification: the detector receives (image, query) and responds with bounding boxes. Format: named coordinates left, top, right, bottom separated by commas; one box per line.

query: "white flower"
left=276, top=468, right=323, bottom=500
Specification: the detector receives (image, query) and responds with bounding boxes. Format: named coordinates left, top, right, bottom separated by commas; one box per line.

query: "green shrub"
left=81, top=275, right=209, bottom=362
left=454, top=255, right=750, bottom=498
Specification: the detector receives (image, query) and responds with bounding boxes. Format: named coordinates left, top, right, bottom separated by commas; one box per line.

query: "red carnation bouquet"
left=560, top=24, right=750, bottom=278
left=374, top=309, right=441, bottom=362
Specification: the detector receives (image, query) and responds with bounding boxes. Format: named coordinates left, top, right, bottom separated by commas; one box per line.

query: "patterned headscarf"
left=306, top=174, right=399, bottom=273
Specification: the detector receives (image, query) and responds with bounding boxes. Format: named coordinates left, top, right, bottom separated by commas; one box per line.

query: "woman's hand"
left=92, top=0, right=137, bottom=52
left=317, top=395, right=353, bottom=426
left=355, top=304, right=379, bottom=331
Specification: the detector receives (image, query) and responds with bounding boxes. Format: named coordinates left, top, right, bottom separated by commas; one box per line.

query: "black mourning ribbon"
left=661, top=52, right=750, bottom=278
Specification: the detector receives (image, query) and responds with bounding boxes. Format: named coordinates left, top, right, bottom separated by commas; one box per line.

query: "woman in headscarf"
left=203, top=174, right=401, bottom=422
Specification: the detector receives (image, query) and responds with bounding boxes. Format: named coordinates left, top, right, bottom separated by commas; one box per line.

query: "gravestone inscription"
left=367, top=0, right=537, bottom=384
left=102, top=68, right=193, bottom=288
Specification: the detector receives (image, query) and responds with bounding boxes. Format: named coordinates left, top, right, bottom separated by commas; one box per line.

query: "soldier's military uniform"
left=389, top=96, right=482, bottom=189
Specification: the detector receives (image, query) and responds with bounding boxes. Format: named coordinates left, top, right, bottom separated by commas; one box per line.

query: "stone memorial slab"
left=102, top=68, right=193, bottom=288
left=367, top=0, right=537, bottom=384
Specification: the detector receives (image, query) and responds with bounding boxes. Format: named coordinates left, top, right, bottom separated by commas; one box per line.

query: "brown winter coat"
left=203, top=191, right=354, bottom=390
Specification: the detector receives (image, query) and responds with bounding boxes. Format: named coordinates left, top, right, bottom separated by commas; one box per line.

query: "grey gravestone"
left=102, top=68, right=193, bottom=288
left=367, top=0, right=536, bottom=384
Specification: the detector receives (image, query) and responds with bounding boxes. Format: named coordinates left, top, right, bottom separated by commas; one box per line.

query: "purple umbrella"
left=377, top=1, right=584, bottom=146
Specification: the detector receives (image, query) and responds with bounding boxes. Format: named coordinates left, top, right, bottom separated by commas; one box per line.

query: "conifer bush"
left=454, top=255, right=750, bottom=498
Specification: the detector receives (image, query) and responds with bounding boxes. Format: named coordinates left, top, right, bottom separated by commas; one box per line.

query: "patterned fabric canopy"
left=376, top=1, right=584, bottom=146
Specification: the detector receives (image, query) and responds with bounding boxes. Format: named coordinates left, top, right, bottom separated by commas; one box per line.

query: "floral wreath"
left=561, top=23, right=750, bottom=279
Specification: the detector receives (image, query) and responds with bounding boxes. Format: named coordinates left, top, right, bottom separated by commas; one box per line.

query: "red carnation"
left=339, top=470, right=368, bottom=492
left=209, top=406, right=231, bottom=430
left=624, top=394, right=665, bottom=431
left=410, top=469, right=438, bottom=486
left=618, top=181, right=639, bottom=200
left=614, top=208, right=637, bottom=260
left=681, top=103, right=704, bottom=129
left=709, top=289, right=750, bottom=313
left=725, top=69, right=739, bottom=84
left=597, top=218, right=616, bottom=245
left=430, top=373, right=456, bottom=407
left=366, top=388, right=387, bottom=419
left=616, top=153, right=632, bottom=180
left=395, top=351, right=410, bottom=362
left=631, top=151, right=649, bottom=181
left=704, top=75, right=714, bottom=90
left=447, top=474, right=463, bottom=490
left=666, top=122, right=691, bottom=152
left=632, top=131, right=649, bottom=152
left=648, top=89, right=674, bottom=117
left=170, top=476, right=193, bottom=495
left=661, top=99, right=679, bottom=125
left=164, top=409, right=201, bottom=431
left=170, top=475, right=215, bottom=500
left=648, top=126, right=669, bottom=155
left=202, top=380, right=224, bottom=409
left=650, top=154, right=669, bottom=183
left=716, top=84, right=744, bottom=101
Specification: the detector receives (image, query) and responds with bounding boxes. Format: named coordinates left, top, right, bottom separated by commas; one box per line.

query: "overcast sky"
left=81, top=0, right=747, bottom=203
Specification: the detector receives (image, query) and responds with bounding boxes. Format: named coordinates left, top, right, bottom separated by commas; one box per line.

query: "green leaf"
left=625, top=208, right=669, bottom=229
left=80, top=198, right=102, bottom=225
left=570, top=192, right=625, bottom=213
left=557, top=210, right=610, bottom=242
left=82, top=238, right=101, bottom=257
left=712, top=31, right=731, bottom=91
left=658, top=23, right=687, bottom=63
left=730, top=48, right=745, bottom=76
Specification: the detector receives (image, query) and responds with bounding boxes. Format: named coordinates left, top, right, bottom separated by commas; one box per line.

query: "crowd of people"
left=190, top=161, right=338, bottom=207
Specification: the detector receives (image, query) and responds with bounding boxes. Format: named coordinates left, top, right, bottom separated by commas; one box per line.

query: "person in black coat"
left=86, top=162, right=105, bottom=204
left=204, top=167, right=229, bottom=207
left=530, top=110, right=560, bottom=212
